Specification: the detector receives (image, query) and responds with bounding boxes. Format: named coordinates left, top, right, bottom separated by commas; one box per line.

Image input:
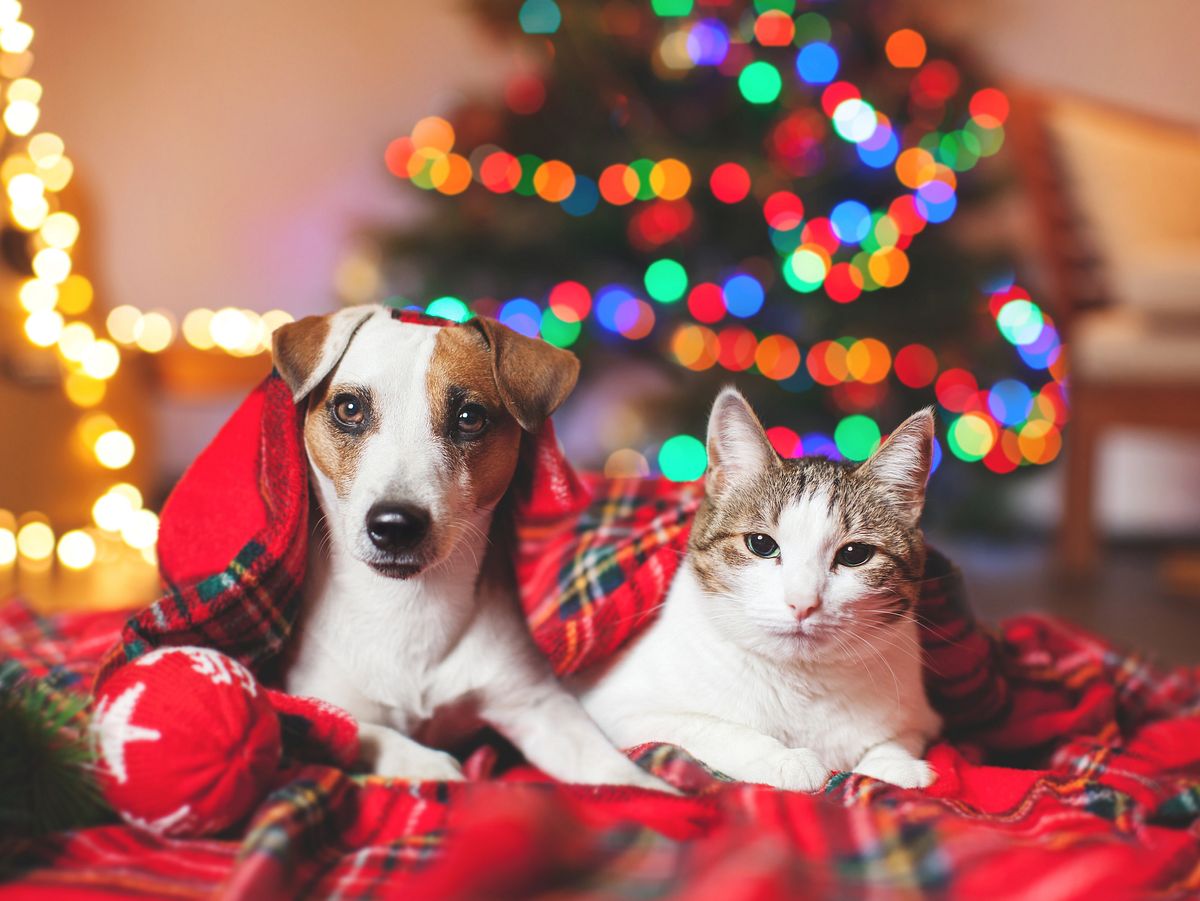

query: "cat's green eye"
left=835, top=543, right=875, bottom=567
left=745, top=533, right=780, bottom=559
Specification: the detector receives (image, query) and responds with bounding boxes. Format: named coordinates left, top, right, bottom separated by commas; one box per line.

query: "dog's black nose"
left=366, top=503, right=430, bottom=553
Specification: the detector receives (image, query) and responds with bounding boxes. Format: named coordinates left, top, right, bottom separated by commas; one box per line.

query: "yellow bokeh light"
left=94, top=429, right=135, bottom=469
left=237, top=314, right=266, bottom=355
left=182, top=308, right=215, bottom=349
left=4, top=98, right=39, bottom=135
left=81, top=338, right=120, bottom=379
left=0, top=19, right=33, bottom=53
left=0, top=1, right=23, bottom=29
left=16, top=521, right=53, bottom=561
left=39, top=211, right=79, bottom=248
left=134, top=310, right=174, bottom=353
left=0, top=50, right=30, bottom=80
left=57, top=274, right=93, bottom=314
left=210, top=307, right=252, bottom=351
left=64, top=371, right=106, bottom=407
left=259, top=309, right=294, bottom=344
left=93, top=484, right=142, bottom=531
left=0, top=528, right=15, bottom=566
left=32, top=246, right=71, bottom=283
left=11, top=197, right=48, bottom=229
left=120, top=509, right=159, bottom=550
left=40, top=156, right=73, bottom=191
left=106, top=304, right=141, bottom=344
left=28, top=131, right=64, bottom=168
left=19, top=277, right=56, bottom=312
left=57, top=321, right=94, bottom=361
left=0, top=152, right=34, bottom=181
left=411, top=116, right=455, bottom=153
left=24, top=308, right=62, bottom=346
left=7, top=76, right=40, bottom=103
left=56, top=529, right=96, bottom=570
left=6, top=170, right=43, bottom=204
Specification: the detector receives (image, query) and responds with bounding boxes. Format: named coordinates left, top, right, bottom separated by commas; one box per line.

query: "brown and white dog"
left=270, top=305, right=664, bottom=789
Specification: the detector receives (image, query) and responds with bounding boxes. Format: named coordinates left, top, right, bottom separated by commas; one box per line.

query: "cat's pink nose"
left=789, top=601, right=820, bottom=620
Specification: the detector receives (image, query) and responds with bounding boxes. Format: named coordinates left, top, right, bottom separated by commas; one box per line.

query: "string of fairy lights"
left=0, top=3, right=294, bottom=575
left=386, top=0, right=1068, bottom=482
left=1, top=0, right=1071, bottom=580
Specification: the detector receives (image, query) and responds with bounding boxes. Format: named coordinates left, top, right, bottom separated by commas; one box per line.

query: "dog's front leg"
left=483, top=677, right=673, bottom=792
left=358, top=722, right=464, bottom=782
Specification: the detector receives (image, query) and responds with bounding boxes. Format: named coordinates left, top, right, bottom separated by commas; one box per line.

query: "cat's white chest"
left=580, top=565, right=940, bottom=774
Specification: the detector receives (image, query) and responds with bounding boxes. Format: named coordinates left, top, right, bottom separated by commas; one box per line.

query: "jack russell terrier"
left=271, top=305, right=665, bottom=790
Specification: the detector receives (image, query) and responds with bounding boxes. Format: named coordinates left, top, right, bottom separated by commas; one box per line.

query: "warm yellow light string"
left=0, top=3, right=291, bottom=577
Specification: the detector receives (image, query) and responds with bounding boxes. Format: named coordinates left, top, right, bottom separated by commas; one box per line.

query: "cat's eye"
left=332, top=393, right=366, bottom=428
left=745, top=533, right=780, bottom=559
left=835, top=543, right=875, bottom=567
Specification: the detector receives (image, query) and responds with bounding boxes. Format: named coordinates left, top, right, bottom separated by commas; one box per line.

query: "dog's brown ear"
left=272, top=306, right=378, bottom=402
left=468, top=316, right=580, bottom=433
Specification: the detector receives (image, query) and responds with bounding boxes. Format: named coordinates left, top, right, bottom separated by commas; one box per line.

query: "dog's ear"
left=467, top=316, right=580, bottom=433
left=272, top=306, right=378, bottom=402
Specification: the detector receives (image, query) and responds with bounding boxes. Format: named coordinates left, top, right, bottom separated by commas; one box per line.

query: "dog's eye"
left=745, top=533, right=780, bottom=559
left=835, top=543, right=875, bottom=567
left=332, top=394, right=365, bottom=427
left=455, top=403, right=488, bottom=438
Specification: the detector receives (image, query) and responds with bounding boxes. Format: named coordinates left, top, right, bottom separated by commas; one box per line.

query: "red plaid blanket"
left=3, top=328, right=1199, bottom=897
left=3, top=599, right=1200, bottom=898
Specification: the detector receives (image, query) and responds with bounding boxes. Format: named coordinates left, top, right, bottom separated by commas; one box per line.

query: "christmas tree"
left=373, top=0, right=1067, bottom=525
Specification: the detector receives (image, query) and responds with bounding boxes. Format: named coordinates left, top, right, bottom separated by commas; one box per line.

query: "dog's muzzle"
left=364, top=502, right=431, bottom=578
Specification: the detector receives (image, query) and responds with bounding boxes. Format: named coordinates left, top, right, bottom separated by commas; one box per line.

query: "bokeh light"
left=659, top=434, right=707, bottom=481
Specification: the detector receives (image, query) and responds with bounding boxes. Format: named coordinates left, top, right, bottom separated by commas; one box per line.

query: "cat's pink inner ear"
left=861, top=407, right=935, bottom=523
left=705, top=387, right=775, bottom=490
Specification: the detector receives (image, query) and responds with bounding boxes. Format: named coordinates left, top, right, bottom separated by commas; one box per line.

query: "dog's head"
left=272, top=307, right=579, bottom=579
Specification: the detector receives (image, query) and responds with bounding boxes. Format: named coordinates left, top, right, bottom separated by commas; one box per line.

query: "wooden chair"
left=1008, top=89, right=1200, bottom=572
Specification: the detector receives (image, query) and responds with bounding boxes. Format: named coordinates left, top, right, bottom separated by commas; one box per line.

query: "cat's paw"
left=359, top=728, right=465, bottom=782
left=853, top=754, right=934, bottom=789
left=747, top=747, right=829, bottom=792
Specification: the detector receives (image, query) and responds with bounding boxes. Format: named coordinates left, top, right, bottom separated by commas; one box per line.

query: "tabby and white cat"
left=579, top=387, right=941, bottom=790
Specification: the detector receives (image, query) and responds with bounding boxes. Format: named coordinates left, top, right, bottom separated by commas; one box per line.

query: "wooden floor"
left=932, top=534, right=1200, bottom=666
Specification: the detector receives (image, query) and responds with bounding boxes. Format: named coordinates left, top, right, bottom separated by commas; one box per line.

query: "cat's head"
left=688, top=387, right=934, bottom=661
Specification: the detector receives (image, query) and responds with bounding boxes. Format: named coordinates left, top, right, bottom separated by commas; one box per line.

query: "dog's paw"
left=854, top=754, right=934, bottom=789
left=359, top=728, right=464, bottom=782
left=745, top=747, right=829, bottom=792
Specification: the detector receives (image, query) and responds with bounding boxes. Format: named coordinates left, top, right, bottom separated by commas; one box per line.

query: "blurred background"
left=1, top=0, right=1197, bottom=660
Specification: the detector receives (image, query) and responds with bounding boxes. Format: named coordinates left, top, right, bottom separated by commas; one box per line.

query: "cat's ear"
left=859, top=406, right=935, bottom=527
left=705, top=387, right=778, bottom=493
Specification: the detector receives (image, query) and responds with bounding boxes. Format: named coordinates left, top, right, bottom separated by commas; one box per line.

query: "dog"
left=271, top=305, right=665, bottom=789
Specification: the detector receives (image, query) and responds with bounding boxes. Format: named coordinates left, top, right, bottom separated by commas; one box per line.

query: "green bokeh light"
left=738, top=62, right=782, bottom=105
left=834, top=415, right=881, bottom=461
left=518, top=0, right=561, bottom=34
left=630, top=158, right=657, bottom=201
left=793, top=12, right=832, bottom=43
left=425, top=296, right=472, bottom=322
left=659, top=435, right=708, bottom=481
left=948, top=414, right=993, bottom=461
left=651, top=0, right=693, bottom=15
left=644, top=258, right=689, bottom=303
left=540, top=308, right=581, bottom=347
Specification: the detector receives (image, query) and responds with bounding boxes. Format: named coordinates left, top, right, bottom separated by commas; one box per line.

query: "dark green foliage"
left=0, top=661, right=109, bottom=847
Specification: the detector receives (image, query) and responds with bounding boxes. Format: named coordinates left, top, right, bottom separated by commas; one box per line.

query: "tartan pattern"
left=517, top=475, right=704, bottom=676
left=3, top=599, right=1200, bottom=898
left=2, top=332, right=1196, bottom=896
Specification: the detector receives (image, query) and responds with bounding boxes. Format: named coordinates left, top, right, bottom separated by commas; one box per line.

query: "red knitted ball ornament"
left=92, top=646, right=281, bottom=837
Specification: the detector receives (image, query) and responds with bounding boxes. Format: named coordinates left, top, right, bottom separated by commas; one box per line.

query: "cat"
left=578, top=387, right=942, bottom=790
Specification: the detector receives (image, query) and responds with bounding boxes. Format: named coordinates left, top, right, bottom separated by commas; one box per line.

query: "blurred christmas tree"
left=372, top=0, right=1067, bottom=524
